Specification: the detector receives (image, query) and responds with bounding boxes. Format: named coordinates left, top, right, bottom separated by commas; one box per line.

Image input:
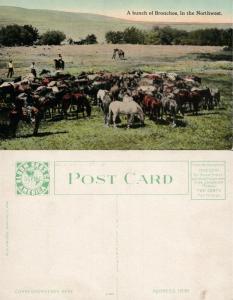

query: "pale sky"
left=0, top=0, right=232, bottom=22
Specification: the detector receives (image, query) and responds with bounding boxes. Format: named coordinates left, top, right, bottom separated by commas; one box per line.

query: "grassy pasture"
left=0, top=44, right=232, bottom=150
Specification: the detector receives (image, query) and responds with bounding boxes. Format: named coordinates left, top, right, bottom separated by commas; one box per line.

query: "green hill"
left=0, top=6, right=231, bottom=42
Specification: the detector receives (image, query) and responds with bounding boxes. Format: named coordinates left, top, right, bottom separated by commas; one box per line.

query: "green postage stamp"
left=15, top=162, right=50, bottom=195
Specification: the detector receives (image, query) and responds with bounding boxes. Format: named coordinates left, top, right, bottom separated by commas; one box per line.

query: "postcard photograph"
left=0, top=0, right=232, bottom=149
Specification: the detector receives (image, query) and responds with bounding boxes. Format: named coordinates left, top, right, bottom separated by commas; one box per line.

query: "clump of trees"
left=0, top=24, right=98, bottom=46
left=0, top=25, right=66, bottom=46
left=105, top=26, right=233, bottom=47
left=0, top=24, right=39, bottom=46
left=106, top=28, right=144, bottom=44
left=105, top=31, right=124, bottom=44
left=68, top=34, right=98, bottom=45
left=40, top=30, right=66, bottom=45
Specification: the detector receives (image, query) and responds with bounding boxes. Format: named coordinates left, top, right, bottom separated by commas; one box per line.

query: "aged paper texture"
left=0, top=150, right=232, bottom=300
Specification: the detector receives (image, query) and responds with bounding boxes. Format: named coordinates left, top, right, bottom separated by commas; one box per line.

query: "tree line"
left=0, top=24, right=97, bottom=46
left=105, top=26, right=232, bottom=47
left=0, top=24, right=231, bottom=47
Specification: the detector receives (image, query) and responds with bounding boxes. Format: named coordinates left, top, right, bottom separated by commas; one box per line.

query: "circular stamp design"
left=16, top=162, right=50, bottom=195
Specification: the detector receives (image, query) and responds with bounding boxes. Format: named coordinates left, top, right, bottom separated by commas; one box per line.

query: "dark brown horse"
left=0, top=83, right=15, bottom=103
left=58, top=92, right=91, bottom=118
left=54, top=59, right=65, bottom=70
left=174, top=89, right=206, bottom=115
left=142, top=95, right=161, bottom=120
left=71, top=92, right=92, bottom=118
left=0, top=101, right=41, bottom=137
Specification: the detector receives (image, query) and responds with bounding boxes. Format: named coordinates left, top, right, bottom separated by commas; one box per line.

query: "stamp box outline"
left=190, top=161, right=226, bottom=200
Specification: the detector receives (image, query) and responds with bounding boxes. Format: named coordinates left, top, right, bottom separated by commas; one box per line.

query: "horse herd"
left=0, top=70, right=220, bottom=137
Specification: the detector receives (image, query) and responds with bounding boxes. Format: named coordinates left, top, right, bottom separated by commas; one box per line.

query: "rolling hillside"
left=0, top=6, right=231, bottom=42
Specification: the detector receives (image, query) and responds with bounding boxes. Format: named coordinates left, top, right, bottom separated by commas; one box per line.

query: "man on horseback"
left=54, top=54, right=65, bottom=70
left=118, top=49, right=125, bottom=59
left=58, top=54, right=65, bottom=70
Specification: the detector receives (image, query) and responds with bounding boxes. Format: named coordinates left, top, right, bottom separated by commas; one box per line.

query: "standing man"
left=30, top=62, right=37, bottom=78
left=7, top=59, right=14, bottom=78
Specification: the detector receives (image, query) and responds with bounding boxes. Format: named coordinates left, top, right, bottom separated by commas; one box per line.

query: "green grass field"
left=0, top=45, right=232, bottom=150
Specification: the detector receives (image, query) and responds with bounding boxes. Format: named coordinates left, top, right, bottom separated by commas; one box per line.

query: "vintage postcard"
left=0, top=0, right=232, bottom=299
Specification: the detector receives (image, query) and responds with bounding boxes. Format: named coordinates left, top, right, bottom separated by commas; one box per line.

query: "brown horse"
left=142, top=95, right=161, bottom=120
left=109, top=83, right=120, bottom=101
left=175, top=89, right=204, bottom=115
left=72, top=93, right=92, bottom=118
left=58, top=92, right=91, bottom=118
left=0, top=101, right=41, bottom=137
left=0, top=83, right=15, bottom=103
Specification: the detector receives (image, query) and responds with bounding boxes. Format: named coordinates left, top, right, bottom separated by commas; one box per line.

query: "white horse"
left=108, top=100, right=144, bottom=128
left=136, top=85, right=156, bottom=95
left=97, top=89, right=109, bottom=107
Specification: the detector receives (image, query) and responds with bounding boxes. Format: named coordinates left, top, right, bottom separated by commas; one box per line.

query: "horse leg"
left=9, top=115, right=20, bottom=138
left=58, top=103, right=62, bottom=114
left=157, top=107, right=161, bottom=120
left=148, top=106, right=152, bottom=120
left=177, top=100, right=184, bottom=116
left=85, top=105, right=91, bottom=119
left=62, top=102, right=70, bottom=119
left=48, top=107, right=52, bottom=119
left=161, top=106, right=164, bottom=119
left=127, top=114, right=130, bottom=127
left=140, top=114, right=144, bottom=126
left=113, top=113, right=118, bottom=128
left=155, top=107, right=158, bottom=120
left=152, top=106, right=156, bottom=121
left=63, top=109, right=68, bottom=119
left=194, top=102, right=198, bottom=115
left=82, top=105, right=85, bottom=118
left=52, top=105, right=56, bottom=116
left=33, top=113, right=41, bottom=136
left=127, top=114, right=134, bottom=128
left=171, top=107, right=176, bottom=127
left=181, top=105, right=185, bottom=116
left=76, top=104, right=79, bottom=119
left=104, top=113, right=108, bottom=126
